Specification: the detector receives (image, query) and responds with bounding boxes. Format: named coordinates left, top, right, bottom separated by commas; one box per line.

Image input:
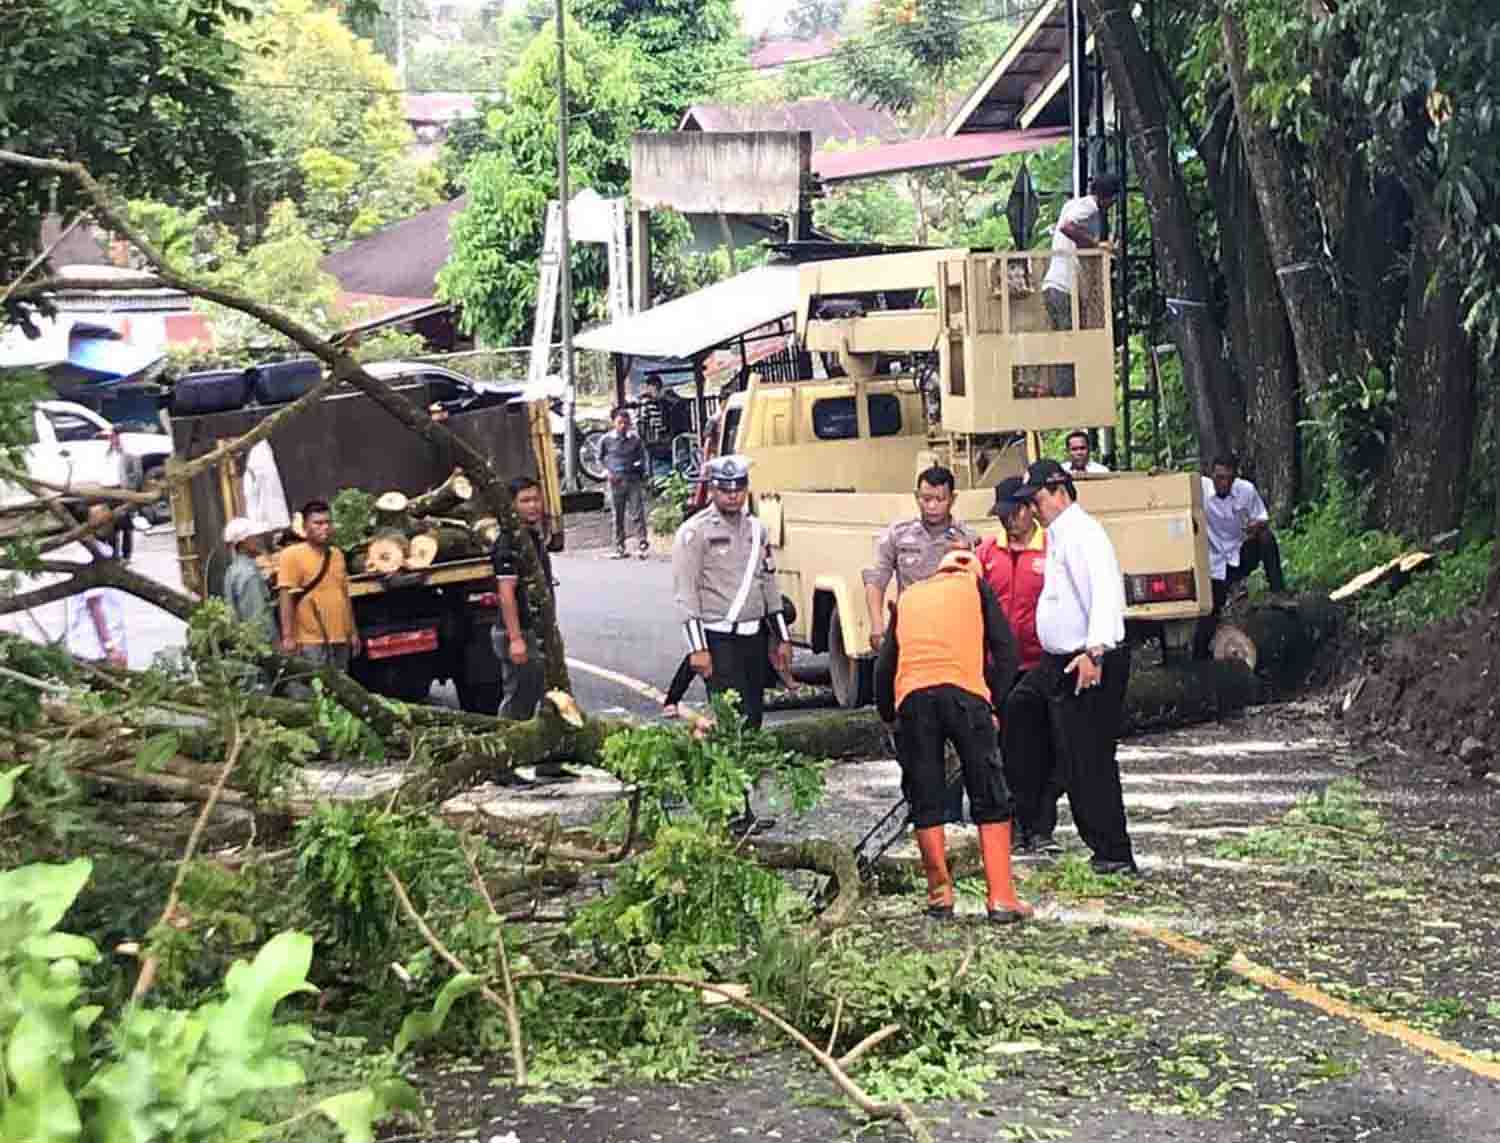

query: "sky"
left=738, top=0, right=799, bottom=37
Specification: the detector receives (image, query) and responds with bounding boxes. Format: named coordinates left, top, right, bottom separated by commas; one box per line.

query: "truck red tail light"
left=467, top=591, right=499, bottom=608
left=365, top=627, right=440, bottom=660
left=1123, top=570, right=1196, bottom=606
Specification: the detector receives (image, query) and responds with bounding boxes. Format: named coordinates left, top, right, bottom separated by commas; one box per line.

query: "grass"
left=1216, top=778, right=1381, bottom=865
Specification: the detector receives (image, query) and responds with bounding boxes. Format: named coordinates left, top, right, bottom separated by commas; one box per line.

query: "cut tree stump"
left=366, top=529, right=409, bottom=574
left=406, top=531, right=439, bottom=569
left=410, top=472, right=474, bottom=518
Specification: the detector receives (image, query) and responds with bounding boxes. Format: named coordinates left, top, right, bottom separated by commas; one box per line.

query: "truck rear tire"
left=828, top=608, right=873, bottom=709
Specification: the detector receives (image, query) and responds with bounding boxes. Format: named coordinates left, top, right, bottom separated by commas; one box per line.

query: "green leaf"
left=0, top=762, right=28, bottom=810
left=22, top=931, right=100, bottom=963
left=314, top=1080, right=420, bottom=1143
left=394, top=973, right=484, bottom=1055
left=0, top=858, right=92, bottom=932
left=134, top=730, right=181, bottom=774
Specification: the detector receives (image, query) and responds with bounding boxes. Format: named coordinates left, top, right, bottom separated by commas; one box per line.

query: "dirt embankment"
left=1343, top=601, right=1500, bottom=778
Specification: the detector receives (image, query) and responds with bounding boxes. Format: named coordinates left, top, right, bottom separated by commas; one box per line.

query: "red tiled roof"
left=680, top=100, right=900, bottom=147
left=402, top=93, right=478, bottom=125
left=810, top=127, right=1069, bottom=183
left=749, top=32, right=841, bottom=70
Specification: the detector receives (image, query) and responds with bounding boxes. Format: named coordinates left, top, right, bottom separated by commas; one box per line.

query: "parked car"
left=0, top=399, right=171, bottom=515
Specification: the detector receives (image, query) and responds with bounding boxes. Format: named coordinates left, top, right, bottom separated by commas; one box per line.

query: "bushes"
left=1273, top=484, right=1493, bottom=636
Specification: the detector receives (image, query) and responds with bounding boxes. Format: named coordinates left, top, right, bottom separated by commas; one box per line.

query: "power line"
left=224, top=2, right=1047, bottom=105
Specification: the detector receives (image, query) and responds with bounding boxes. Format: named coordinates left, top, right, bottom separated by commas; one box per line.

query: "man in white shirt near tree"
left=1005, top=459, right=1137, bottom=876
left=1193, top=454, right=1287, bottom=658
left=1043, top=174, right=1120, bottom=331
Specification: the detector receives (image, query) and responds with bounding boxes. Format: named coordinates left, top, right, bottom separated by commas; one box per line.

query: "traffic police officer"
left=863, top=465, right=979, bottom=651
left=672, top=454, right=791, bottom=731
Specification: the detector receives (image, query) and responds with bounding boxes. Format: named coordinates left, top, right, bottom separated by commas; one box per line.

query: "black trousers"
left=1000, top=668, right=1064, bottom=838
left=1193, top=531, right=1286, bottom=657
left=896, top=685, right=1013, bottom=830
left=1003, top=649, right=1133, bottom=863
left=705, top=628, right=768, bottom=729
left=664, top=654, right=698, bottom=706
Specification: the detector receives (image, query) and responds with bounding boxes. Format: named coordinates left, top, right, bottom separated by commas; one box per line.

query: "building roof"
left=810, top=127, right=1068, bottom=184
left=749, top=32, right=841, bottom=71
left=402, top=92, right=479, bottom=125
left=574, top=264, right=800, bottom=360
left=944, top=0, right=1074, bottom=134
left=319, top=197, right=466, bottom=302
left=680, top=100, right=901, bottom=148
left=40, top=216, right=113, bottom=269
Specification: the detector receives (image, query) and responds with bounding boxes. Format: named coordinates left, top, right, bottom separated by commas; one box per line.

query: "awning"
left=574, top=264, right=800, bottom=360
left=810, top=127, right=1069, bottom=184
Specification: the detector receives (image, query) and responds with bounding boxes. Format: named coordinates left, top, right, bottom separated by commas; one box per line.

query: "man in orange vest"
left=873, top=550, right=1030, bottom=923
left=978, top=476, right=1062, bottom=854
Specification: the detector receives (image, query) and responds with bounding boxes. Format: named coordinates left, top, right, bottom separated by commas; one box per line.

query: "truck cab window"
left=44, top=410, right=102, bottom=442
left=811, top=394, right=903, bottom=440
left=720, top=408, right=743, bottom=453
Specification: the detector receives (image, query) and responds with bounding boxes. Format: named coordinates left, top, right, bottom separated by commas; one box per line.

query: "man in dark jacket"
left=874, top=550, right=1030, bottom=924
left=598, top=406, right=649, bottom=559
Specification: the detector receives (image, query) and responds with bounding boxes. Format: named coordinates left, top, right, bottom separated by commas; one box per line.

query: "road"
left=0, top=528, right=739, bottom=721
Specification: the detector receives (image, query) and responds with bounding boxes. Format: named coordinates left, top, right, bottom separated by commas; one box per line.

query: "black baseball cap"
left=988, top=475, right=1028, bottom=517
left=1013, top=458, right=1072, bottom=499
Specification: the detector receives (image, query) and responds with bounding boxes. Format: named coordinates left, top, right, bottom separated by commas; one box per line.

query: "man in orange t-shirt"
left=873, top=550, right=1029, bottom=925
left=278, top=499, right=360, bottom=689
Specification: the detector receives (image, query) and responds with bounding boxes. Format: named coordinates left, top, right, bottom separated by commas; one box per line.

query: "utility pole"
left=396, top=0, right=408, bottom=87
left=555, top=0, right=578, bottom=491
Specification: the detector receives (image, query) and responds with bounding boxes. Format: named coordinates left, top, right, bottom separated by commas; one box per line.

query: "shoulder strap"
left=293, top=547, right=333, bottom=609
left=722, top=516, right=764, bottom=625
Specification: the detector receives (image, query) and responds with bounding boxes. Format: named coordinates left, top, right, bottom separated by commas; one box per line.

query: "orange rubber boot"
left=914, top=825, right=954, bottom=918
left=977, top=821, right=1033, bottom=925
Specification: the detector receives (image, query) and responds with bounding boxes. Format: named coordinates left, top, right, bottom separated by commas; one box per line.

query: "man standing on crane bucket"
left=874, top=549, right=1030, bottom=924
left=1042, top=173, right=1120, bottom=396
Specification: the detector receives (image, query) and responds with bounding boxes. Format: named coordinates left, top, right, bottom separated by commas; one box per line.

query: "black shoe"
left=987, top=907, right=1026, bottom=926
left=533, top=762, right=579, bottom=782
left=1089, top=857, right=1140, bottom=877
left=1033, top=833, right=1063, bottom=856
left=1011, top=830, right=1034, bottom=854
left=494, top=770, right=536, bottom=789
left=924, top=903, right=955, bottom=920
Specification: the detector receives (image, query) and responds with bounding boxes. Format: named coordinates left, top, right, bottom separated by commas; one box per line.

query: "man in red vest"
left=874, top=550, right=1030, bottom=924
left=979, top=476, right=1063, bottom=854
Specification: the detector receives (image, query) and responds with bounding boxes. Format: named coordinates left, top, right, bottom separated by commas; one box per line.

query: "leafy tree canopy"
left=0, top=0, right=253, bottom=321
left=231, top=0, right=442, bottom=247
left=437, top=18, right=643, bottom=345
left=572, top=0, right=749, bottom=128
left=839, top=0, right=985, bottom=114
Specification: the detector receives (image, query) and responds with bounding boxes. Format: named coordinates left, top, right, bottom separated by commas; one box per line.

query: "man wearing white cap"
left=221, top=517, right=277, bottom=644
left=671, top=454, right=791, bottom=732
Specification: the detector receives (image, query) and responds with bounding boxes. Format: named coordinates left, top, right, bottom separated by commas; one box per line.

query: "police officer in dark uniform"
left=671, top=454, right=791, bottom=731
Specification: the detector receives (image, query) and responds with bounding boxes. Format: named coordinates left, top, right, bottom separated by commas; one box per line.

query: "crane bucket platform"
left=797, top=247, right=1115, bottom=435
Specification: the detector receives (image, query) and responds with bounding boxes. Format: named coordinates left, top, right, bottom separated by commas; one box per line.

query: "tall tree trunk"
left=1200, top=94, right=1301, bottom=519
left=1376, top=208, right=1476, bottom=537
left=1220, top=9, right=1347, bottom=400
left=1084, top=0, right=1243, bottom=463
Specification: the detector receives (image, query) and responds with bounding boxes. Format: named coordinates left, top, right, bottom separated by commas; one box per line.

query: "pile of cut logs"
left=340, top=473, right=499, bottom=574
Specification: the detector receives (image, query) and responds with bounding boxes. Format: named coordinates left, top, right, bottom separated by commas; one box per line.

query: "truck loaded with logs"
left=168, top=362, right=562, bottom=713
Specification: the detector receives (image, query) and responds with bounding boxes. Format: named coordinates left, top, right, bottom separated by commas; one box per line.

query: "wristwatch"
left=1085, top=647, right=1104, bottom=666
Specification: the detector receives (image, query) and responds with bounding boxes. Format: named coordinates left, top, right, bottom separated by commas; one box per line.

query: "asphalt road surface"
left=0, top=529, right=729, bottom=721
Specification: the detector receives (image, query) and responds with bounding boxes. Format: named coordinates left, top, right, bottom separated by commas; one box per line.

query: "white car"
left=0, top=400, right=173, bottom=516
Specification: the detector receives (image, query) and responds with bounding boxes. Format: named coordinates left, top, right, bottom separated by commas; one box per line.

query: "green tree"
left=437, top=19, right=643, bottom=345
left=0, top=0, right=251, bottom=322
left=839, top=0, right=984, bottom=115
left=233, top=0, right=443, bottom=247
left=572, top=0, right=749, bottom=128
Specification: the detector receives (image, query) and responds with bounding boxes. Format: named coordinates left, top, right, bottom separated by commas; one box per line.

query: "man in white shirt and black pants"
left=1193, top=455, right=1286, bottom=658
left=1004, top=459, right=1137, bottom=875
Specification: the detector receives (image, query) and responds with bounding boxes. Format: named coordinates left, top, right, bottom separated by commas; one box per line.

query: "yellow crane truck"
left=716, top=246, right=1212, bottom=707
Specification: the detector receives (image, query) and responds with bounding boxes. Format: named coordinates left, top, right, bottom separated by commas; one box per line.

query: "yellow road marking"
left=1058, top=906, right=1500, bottom=1083
left=565, top=657, right=667, bottom=705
